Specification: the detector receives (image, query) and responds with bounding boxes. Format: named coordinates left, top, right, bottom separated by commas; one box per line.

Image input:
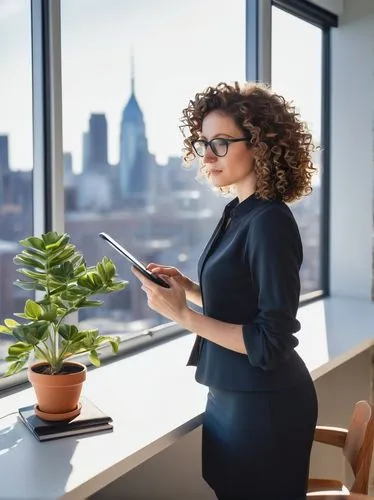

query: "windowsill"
left=1, top=295, right=374, bottom=500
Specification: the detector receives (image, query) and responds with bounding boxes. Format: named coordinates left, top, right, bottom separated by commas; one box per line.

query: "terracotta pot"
left=28, top=361, right=87, bottom=421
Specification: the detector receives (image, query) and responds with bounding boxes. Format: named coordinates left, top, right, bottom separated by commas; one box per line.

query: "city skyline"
left=1, top=0, right=321, bottom=173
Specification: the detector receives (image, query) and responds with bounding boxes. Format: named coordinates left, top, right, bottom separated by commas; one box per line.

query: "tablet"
left=99, top=232, right=170, bottom=288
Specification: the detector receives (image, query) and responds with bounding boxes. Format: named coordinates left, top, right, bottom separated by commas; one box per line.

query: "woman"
left=131, top=81, right=318, bottom=500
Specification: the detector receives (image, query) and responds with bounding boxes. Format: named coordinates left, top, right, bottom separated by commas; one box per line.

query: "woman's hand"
left=131, top=266, right=191, bottom=324
left=146, top=263, right=193, bottom=291
left=146, top=263, right=202, bottom=307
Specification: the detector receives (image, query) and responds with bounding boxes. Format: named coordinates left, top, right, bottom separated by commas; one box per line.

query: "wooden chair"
left=308, top=400, right=374, bottom=495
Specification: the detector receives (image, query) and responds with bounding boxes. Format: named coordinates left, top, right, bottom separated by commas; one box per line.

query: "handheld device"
left=99, top=232, right=170, bottom=288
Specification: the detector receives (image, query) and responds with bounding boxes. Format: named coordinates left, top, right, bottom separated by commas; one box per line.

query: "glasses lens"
left=193, top=141, right=206, bottom=157
left=211, top=138, right=228, bottom=157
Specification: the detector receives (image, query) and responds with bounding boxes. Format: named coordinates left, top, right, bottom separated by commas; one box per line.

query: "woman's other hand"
left=147, top=263, right=202, bottom=307
left=131, top=266, right=190, bottom=324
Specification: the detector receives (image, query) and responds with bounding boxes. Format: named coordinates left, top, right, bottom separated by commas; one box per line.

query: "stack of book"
left=18, top=397, right=113, bottom=442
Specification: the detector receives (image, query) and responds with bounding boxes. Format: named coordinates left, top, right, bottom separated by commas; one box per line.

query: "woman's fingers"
left=146, top=262, right=161, bottom=271
left=147, top=264, right=180, bottom=277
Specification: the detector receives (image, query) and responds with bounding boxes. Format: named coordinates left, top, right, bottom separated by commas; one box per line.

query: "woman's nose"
left=203, top=147, right=217, bottom=163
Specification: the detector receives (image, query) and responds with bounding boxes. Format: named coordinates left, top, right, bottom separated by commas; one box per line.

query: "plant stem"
left=35, top=345, right=52, bottom=365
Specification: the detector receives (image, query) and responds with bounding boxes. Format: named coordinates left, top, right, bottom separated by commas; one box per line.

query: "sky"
left=0, top=0, right=321, bottom=172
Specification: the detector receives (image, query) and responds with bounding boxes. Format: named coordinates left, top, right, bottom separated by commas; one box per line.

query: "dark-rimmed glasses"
left=192, top=137, right=251, bottom=158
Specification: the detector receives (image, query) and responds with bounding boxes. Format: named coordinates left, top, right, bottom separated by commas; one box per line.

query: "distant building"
left=63, top=152, right=77, bottom=211
left=81, top=114, right=108, bottom=174
left=119, top=57, right=149, bottom=197
left=0, top=135, right=9, bottom=173
left=63, top=152, right=74, bottom=184
left=88, top=113, right=108, bottom=171
left=0, top=135, right=9, bottom=206
left=82, top=131, right=90, bottom=172
left=78, top=113, right=111, bottom=211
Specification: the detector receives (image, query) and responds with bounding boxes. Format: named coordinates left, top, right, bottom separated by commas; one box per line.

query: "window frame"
left=247, top=0, right=337, bottom=303
left=0, top=0, right=336, bottom=391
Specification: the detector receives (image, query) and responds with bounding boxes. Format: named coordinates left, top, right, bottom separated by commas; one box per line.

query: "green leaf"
left=96, top=262, right=106, bottom=281
left=78, top=329, right=99, bottom=346
left=39, top=304, right=58, bottom=321
left=50, top=261, right=75, bottom=279
left=102, top=257, right=116, bottom=280
left=76, top=299, right=103, bottom=308
left=8, top=342, right=33, bottom=356
left=24, top=299, right=44, bottom=320
left=13, top=279, right=46, bottom=292
left=48, top=246, right=77, bottom=267
left=42, top=232, right=70, bottom=250
left=58, top=324, right=78, bottom=340
left=4, top=319, right=20, bottom=329
left=69, top=331, right=87, bottom=344
left=109, top=337, right=120, bottom=354
left=5, top=355, right=21, bottom=362
left=17, top=268, right=47, bottom=281
left=21, top=246, right=47, bottom=260
left=4, top=355, right=30, bottom=377
left=20, top=236, right=45, bottom=251
left=12, top=322, right=49, bottom=345
left=88, top=350, right=100, bottom=367
left=103, top=282, right=127, bottom=293
left=71, top=254, right=85, bottom=267
left=0, top=325, right=11, bottom=334
left=13, top=254, right=45, bottom=270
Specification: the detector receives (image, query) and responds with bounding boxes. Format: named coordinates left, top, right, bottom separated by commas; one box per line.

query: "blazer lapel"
left=187, top=199, right=236, bottom=367
left=198, top=214, right=225, bottom=285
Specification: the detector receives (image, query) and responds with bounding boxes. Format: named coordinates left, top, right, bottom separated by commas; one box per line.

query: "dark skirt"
left=202, top=379, right=318, bottom=500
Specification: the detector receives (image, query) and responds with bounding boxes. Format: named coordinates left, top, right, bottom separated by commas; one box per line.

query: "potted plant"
left=0, top=231, right=127, bottom=421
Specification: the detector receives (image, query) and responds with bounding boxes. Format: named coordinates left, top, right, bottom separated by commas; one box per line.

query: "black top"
left=187, top=193, right=311, bottom=391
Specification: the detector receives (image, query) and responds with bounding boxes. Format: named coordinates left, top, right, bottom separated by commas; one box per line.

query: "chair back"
left=343, top=400, right=374, bottom=493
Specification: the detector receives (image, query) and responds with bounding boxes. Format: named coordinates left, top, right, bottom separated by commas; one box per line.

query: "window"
left=61, top=0, right=245, bottom=340
left=0, top=0, right=34, bottom=376
left=271, top=5, right=324, bottom=297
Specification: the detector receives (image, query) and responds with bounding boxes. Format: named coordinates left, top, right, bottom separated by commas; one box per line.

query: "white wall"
left=329, top=0, right=374, bottom=299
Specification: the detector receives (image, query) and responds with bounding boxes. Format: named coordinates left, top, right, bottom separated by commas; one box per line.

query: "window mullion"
left=31, top=0, right=64, bottom=235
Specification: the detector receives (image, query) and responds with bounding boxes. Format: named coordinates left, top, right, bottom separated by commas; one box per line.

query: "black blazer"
left=187, top=194, right=311, bottom=391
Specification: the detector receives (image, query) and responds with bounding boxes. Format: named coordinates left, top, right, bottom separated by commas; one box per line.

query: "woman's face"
left=199, top=110, right=256, bottom=199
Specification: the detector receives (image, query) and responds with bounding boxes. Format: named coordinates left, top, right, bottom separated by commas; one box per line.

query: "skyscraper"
left=88, top=113, right=108, bottom=169
left=82, top=131, right=90, bottom=172
left=82, top=114, right=108, bottom=173
left=119, top=56, right=149, bottom=197
left=0, top=135, right=9, bottom=173
left=79, top=115, right=112, bottom=212
left=0, top=135, right=9, bottom=206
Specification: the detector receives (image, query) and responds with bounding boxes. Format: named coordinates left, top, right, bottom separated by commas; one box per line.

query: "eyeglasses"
left=192, top=137, right=251, bottom=158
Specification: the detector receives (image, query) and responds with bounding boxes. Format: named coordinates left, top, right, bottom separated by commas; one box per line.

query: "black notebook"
left=18, top=397, right=113, bottom=442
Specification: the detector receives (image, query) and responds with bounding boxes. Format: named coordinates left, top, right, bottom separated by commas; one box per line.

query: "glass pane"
left=61, top=0, right=245, bottom=340
left=0, top=0, right=34, bottom=375
left=272, top=6, right=323, bottom=296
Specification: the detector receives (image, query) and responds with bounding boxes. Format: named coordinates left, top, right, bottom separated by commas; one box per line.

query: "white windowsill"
left=1, top=295, right=374, bottom=500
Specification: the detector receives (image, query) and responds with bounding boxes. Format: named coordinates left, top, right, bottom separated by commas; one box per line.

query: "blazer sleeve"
left=242, top=206, right=302, bottom=371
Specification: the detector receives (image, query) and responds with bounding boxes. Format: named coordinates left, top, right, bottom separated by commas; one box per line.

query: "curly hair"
left=179, top=81, right=318, bottom=203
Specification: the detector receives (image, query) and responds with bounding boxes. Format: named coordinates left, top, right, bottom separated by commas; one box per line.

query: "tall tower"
left=0, top=136, right=9, bottom=173
left=0, top=135, right=10, bottom=205
left=119, top=54, right=149, bottom=197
